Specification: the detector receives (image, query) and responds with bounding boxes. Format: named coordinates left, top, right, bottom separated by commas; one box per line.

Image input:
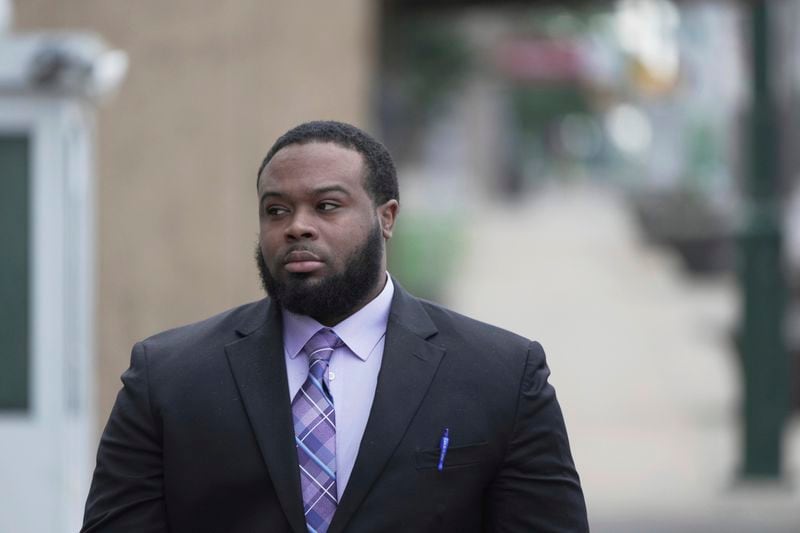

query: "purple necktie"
left=292, top=328, right=341, bottom=533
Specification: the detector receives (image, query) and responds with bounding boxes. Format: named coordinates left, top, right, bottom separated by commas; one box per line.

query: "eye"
left=265, top=205, right=289, bottom=216
left=317, top=201, right=340, bottom=212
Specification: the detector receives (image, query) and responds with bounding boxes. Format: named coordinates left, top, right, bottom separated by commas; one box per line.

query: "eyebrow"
left=259, top=184, right=352, bottom=204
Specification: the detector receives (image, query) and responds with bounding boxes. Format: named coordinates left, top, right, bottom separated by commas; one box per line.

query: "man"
left=82, top=121, right=588, bottom=532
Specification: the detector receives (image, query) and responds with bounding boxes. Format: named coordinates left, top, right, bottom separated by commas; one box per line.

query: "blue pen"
left=437, top=428, right=450, bottom=471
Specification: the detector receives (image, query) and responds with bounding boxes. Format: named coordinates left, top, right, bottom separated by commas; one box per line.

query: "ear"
left=376, top=199, right=399, bottom=239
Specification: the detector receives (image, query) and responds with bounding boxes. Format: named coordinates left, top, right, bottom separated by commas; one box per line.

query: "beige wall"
left=16, top=0, right=376, bottom=423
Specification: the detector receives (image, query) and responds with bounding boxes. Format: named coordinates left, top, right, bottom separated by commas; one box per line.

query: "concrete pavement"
left=444, top=183, right=800, bottom=532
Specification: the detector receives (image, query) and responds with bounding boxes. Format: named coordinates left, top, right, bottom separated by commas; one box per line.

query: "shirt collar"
left=282, top=274, right=394, bottom=362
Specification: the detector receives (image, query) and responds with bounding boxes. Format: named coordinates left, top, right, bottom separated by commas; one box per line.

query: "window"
left=0, top=135, right=30, bottom=411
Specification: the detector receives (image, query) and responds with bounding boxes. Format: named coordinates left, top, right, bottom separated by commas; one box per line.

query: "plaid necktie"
left=292, top=328, right=341, bottom=533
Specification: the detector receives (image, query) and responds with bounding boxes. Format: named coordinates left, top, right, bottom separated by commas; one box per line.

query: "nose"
left=284, top=209, right=318, bottom=241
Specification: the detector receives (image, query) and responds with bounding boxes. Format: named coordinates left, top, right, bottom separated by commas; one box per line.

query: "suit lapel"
left=328, top=286, right=445, bottom=533
left=224, top=299, right=307, bottom=533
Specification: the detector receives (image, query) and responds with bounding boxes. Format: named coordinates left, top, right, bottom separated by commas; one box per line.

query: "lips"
left=283, top=249, right=325, bottom=273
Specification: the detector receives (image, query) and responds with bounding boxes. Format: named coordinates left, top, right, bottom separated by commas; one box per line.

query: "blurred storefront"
left=0, top=20, right=126, bottom=532
left=379, top=0, right=799, bottom=470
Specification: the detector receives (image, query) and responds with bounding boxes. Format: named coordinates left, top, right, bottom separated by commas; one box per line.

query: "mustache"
left=283, top=244, right=318, bottom=254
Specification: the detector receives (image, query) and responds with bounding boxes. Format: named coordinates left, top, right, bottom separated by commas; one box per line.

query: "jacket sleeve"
left=485, top=342, right=589, bottom=532
left=82, top=341, right=169, bottom=532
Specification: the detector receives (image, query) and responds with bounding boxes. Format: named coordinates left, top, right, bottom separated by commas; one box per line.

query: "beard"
left=255, top=222, right=385, bottom=324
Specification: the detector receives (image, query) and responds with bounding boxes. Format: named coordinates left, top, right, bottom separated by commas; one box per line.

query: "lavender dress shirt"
left=282, top=275, right=394, bottom=500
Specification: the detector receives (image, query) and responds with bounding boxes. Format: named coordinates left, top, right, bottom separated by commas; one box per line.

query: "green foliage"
left=388, top=211, right=465, bottom=302
left=511, top=84, right=590, bottom=135
left=383, top=16, right=473, bottom=120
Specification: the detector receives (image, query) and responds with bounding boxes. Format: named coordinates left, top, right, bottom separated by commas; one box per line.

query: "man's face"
left=256, top=142, right=398, bottom=325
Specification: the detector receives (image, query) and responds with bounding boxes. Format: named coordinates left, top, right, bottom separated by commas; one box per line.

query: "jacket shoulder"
left=417, top=298, right=535, bottom=355
left=139, top=298, right=269, bottom=356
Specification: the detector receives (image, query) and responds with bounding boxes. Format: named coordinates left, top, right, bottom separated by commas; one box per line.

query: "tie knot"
left=303, top=328, right=341, bottom=365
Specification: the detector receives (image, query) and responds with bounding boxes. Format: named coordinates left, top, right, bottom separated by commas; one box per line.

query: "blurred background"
left=1, top=0, right=799, bottom=531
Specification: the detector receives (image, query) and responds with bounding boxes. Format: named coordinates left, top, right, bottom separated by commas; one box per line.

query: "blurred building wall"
left=15, top=0, right=376, bottom=425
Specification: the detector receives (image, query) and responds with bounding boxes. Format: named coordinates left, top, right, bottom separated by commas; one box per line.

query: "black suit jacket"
left=82, top=283, right=588, bottom=532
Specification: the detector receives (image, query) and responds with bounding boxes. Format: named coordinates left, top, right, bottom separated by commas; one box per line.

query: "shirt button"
left=329, top=371, right=336, bottom=381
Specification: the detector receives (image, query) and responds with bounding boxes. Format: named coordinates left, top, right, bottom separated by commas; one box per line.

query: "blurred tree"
left=380, top=13, right=472, bottom=162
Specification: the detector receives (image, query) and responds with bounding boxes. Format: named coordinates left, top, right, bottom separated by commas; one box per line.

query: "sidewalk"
left=444, top=183, right=800, bottom=532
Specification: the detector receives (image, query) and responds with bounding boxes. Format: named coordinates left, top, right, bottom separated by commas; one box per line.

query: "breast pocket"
left=414, top=442, right=489, bottom=470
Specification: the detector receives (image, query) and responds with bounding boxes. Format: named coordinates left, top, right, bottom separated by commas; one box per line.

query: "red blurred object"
left=495, top=38, right=586, bottom=83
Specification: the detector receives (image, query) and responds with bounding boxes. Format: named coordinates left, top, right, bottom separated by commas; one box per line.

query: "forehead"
left=259, top=142, right=366, bottom=192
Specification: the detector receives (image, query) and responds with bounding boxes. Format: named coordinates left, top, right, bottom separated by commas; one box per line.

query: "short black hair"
left=257, top=120, right=399, bottom=205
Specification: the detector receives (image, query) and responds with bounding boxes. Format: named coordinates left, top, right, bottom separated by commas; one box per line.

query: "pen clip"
left=437, top=427, right=450, bottom=472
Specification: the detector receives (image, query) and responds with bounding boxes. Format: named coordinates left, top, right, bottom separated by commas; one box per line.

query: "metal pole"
left=738, top=0, right=788, bottom=479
